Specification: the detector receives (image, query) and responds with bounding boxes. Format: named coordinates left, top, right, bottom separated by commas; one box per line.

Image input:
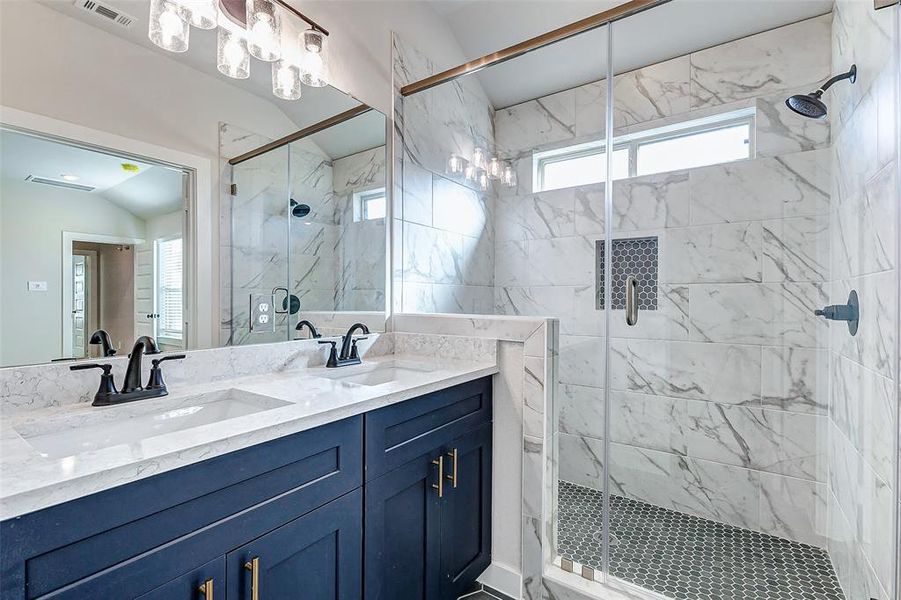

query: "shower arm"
left=814, top=66, right=857, bottom=95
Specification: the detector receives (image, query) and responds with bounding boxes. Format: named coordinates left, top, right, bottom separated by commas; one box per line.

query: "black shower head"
left=785, top=64, right=857, bottom=120
left=290, top=199, right=311, bottom=218
left=785, top=91, right=828, bottom=119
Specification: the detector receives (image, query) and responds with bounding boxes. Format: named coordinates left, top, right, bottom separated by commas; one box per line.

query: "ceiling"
left=37, top=0, right=378, bottom=159
left=0, top=129, right=184, bottom=219
left=430, top=0, right=834, bottom=108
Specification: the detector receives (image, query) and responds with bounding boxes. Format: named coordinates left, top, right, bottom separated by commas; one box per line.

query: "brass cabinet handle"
left=198, top=579, right=214, bottom=599
left=431, top=455, right=444, bottom=497
left=445, top=448, right=458, bottom=488
left=244, top=557, right=260, bottom=600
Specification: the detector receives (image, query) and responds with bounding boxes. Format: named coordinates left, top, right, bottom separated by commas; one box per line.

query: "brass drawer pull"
left=432, top=455, right=444, bottom=497
left=445, top=448, right=458, bottom=488
left=198, top=579, right=214, bottom=599
left=244, top=557, right=260, bottom=600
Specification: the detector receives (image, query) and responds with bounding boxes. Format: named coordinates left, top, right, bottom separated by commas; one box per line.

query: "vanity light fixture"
left=446, top=148, right=515, bottom=190
left=61, top=174, right=80, bottom=181
left=149, top=0, right=330, bottom=99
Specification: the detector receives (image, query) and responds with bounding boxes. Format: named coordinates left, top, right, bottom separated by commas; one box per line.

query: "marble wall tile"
left=402, top=221, right=462, bottom=285
left=833, top=89, right=880, bottom=208
left=755, top=89, right=831, bottom=158
left=558, top=433, right=605, bottom=490
left=758, top=473, right=827, bottom=548
left=613, top=56, right=691, bottom=126
left=529, top=236, right=596, bottom=287
left=612, top=171, right=690, bottom=233
left=607, top=443, right=760, bottom=530
left=762, top=215, right=829, bottom=282
left=689, top=14, right=831, bottom=109
left=572, top=183, right=606, bottom=236
left=496, top=89, right=576, bottom=154
left=830, top=271, right=896, bottom=378
left=402, top=160, right=433, bottom=226
left=689, top=150, right=831, bottom=225
left=495, top=241, right=530, bottom=287
left=688, top=282, right=828, bottom=348
left=558, top=383, right=604, bottom=439
left=607, top=285, right=690, bottom=342
left=664, top=222, right=763, bottom=283
left=432, top=175, right=490, bottom=238
left=574, top=81, right=606, bottom=139
left=496, top=188, right=576, bottom=242
left=760, top=347, right=827, bottom=415
left=495, top=287, right=575, bottom=332
left=558, top=335, right=605, bottom=388
left=461, top=234, right=495, bottom=287
left=524, top=356, right=547, bottom=440
left=608, top=339, right=760, bottom=406
left=401, top=282, right=493, bottom=315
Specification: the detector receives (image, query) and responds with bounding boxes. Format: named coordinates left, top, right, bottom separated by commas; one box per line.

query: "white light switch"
left=28, top=281, right=48, bottom=292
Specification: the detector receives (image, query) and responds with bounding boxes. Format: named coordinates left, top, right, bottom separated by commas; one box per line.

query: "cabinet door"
left=135, top=557, right=225, bottom=600
left=439, top=425, right=492, bottom=600
left=364, top=451, right=442, bottom=600
left=226, top=489, right=362, bottom=600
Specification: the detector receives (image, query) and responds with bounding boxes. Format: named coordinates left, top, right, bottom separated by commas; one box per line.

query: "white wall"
left=0, top=178, right=146, bottom=366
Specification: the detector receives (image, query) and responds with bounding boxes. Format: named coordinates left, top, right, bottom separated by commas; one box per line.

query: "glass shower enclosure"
left=396, top=1, right=901, bottom=598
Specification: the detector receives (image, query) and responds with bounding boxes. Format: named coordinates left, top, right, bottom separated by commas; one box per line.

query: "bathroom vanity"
left=0, top=359, right=494, bottom=600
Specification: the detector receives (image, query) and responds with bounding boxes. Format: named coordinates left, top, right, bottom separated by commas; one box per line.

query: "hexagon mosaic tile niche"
left=557, top=481, right=845, bottom=600
left=596, top=237, right=658, bottom=310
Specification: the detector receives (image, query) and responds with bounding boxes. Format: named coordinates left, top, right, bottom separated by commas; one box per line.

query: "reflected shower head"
left=785, top=64, right=857, bottom=120
left=290, top=199, right=311, bottom=218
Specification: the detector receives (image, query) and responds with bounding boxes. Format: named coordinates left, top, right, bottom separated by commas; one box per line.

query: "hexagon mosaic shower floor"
left=557, top=481, right=845, bottom=600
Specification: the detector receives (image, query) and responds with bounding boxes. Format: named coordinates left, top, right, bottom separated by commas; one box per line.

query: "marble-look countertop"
left=0, top=354, right=497, bottom=521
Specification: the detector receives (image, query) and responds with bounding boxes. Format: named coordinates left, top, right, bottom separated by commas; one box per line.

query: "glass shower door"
left=599, top=3, right=900, bottom=599
left=228, top=145, right=292, bottom=345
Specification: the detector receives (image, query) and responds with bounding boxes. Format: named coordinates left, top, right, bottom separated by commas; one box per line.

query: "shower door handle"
left=625, top=275, right=639, bottom=326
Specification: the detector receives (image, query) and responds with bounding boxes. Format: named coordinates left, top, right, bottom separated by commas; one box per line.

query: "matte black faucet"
left=318, top=323, right=370, bottom=368
left=89, top=329, right=117, bottom=357
left=122, top=336, right=162, bottom=393
left=295, top=319, right=322, bottom=339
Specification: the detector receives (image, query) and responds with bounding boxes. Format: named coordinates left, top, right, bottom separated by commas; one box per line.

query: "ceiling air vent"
left=75, top=0, right=137, bottom=29
left=25, top=176, right=96, bottom=192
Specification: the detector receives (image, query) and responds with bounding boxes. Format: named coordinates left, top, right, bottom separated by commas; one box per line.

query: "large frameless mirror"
left=0, top=0, right=388, bottom=367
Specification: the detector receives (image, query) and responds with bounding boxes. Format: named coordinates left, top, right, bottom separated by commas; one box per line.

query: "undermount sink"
left=315, top=360, right=434, bottom=387
left=15, top=389, right=291, bottom=459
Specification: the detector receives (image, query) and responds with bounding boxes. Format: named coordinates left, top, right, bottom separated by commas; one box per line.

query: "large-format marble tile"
left=524, top=357, right=547, bottom=440
left=496, top=89, right=576, bottom=154
left=558, top=433, right=605, bottom=491
left=574, top=80, right=607, bottom=139
left=496, top=188, right=576, bottom=241
left=608, top=339, right=760, bottom=405
left=762, top=215, right=829, bottom=282
left=608, top=443, right=760, bottom=530
left=559, top=335, right=605, bottom=388
left=689, top=14, right=831, bottom=109
left=760, top=347, right=827, bottom=415
left=758, top=473, right=827, bottom=548
left=688, top=282, right=828, bottom=348
left=832, top=88, right=880, bottom=209
left=613, top=56, right=691, bottom=126
left=690, top=150, right=831, bottom=225
left=402, top=161, right=432, bottom=226
left=402, top=221, right=462, bottom=285
left=558, top=384, right=604, bottom=439
left=572, top=183, right=606, bottom=235
left=755, top=89, right=831, bottom=158
left=612, top=171, right=690, bottom=233
left=432, top=175, right=490, bottom=238
left=461, top=234, right=494, bottom=287
left=608, top=284, right=691, bottom=342
left=664, top=222, right=763, bottom=283
left=528, top=236, right=596, bottom=287
left=495, top=240, right=530, bottom=287
left=829, top=271, right=896, bottom=378
left=495, top=286, right=575, bottom=331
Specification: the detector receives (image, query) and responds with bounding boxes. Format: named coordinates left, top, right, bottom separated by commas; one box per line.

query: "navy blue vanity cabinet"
left=226, top=489, right=362, bottom=599
left=363, top=377, right=493, bottom=600
left=438, top=424, right=492, bottom=600
left=134, top=557, right=225, bottom=600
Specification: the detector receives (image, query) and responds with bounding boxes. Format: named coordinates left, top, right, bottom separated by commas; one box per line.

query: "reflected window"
left=356, top=188, right=386, bottom=221
left=535, top=109, right=754, bottom=191
left=155, top=236, right=183, bottom=342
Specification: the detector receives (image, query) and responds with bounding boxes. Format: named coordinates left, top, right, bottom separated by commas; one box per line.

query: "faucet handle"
left=69, top=362, right=119, bottom=405
left=318, top=340, right=339, bottom=368
left=147, top=354, right=185, bottom=390
left=349, top=337, right=369, bottom=360
left=153, top=354, right=187, bottom=364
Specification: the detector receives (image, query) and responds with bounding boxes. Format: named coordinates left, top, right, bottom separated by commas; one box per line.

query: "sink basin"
left=315, top=360, right=433, bottom=387
left=15, top=389, right=291, bottom=459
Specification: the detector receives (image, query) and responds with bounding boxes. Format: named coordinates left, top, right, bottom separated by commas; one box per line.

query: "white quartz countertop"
left=0, top=354, right=497, bottom=521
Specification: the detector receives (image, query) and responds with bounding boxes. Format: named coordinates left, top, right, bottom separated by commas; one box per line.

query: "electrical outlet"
left=250, top=294, right=275, bottom=333
left=28, top=281, right=48, bottom=292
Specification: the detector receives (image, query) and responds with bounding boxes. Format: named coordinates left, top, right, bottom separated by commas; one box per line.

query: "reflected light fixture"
left=149, top=0, right=330, bottom=100
left=447, top=147, right=515, bottom=190
left=447, top=154, right=465, bottom=175
left=61, top=174, right=80, bottom=181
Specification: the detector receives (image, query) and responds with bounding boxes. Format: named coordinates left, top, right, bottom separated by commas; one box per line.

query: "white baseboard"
left=478, top=561, right=522, bottom=599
